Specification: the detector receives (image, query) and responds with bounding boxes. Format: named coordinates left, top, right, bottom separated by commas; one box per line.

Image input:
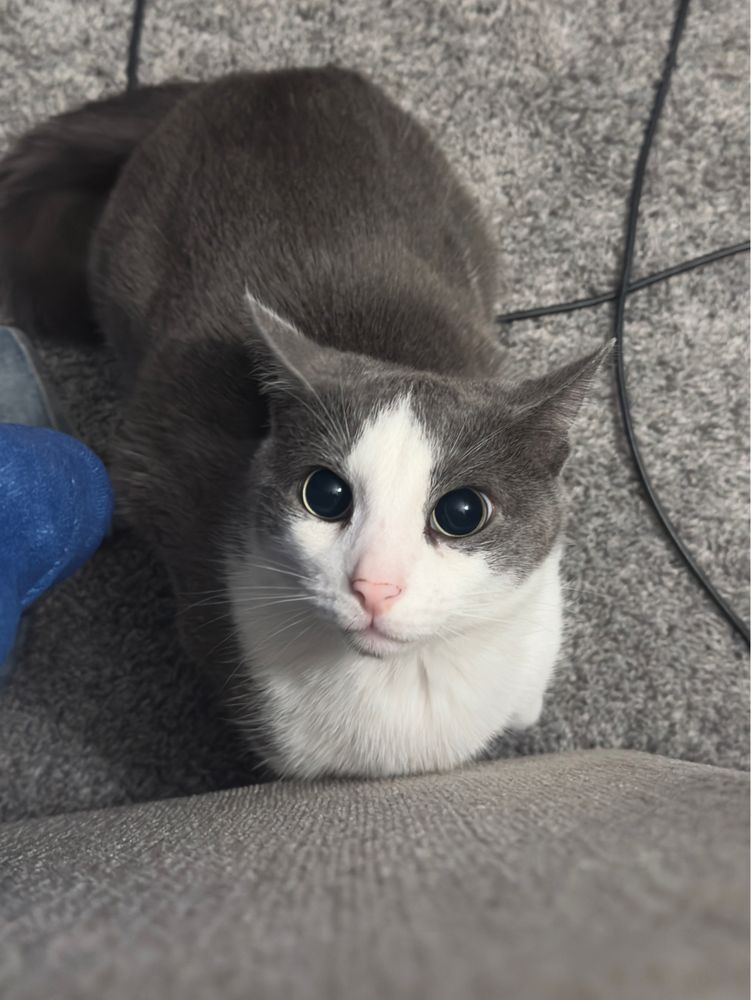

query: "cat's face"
left=243, top=382, right=564, bottom=659
left=226, top=298, right=608, bottom=777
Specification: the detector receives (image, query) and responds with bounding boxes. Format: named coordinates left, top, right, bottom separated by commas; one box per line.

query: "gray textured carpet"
left=2, top=751, right=749, bottom=1000
left=0, top=0, right=748, bottom=822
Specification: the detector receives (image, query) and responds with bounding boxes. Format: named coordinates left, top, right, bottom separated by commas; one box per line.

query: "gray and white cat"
left=0, top=67, right=609, bottom=779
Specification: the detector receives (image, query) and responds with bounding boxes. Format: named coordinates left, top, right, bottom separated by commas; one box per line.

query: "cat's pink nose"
left=351, top=578, right=403, bottom=617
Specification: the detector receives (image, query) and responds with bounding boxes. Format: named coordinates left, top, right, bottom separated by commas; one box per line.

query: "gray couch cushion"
left=1, top=750, right=748, bottom=1000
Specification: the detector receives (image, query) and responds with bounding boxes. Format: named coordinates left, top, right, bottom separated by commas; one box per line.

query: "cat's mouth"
left=344, top=623, right=411, bottom=658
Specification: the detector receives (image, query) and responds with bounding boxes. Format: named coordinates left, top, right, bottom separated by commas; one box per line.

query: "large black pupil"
left=305, top=469, right=351, bottom=519
left=434, top=489, right=484, bottom=536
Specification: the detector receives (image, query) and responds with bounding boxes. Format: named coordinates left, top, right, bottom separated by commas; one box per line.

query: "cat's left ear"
left=508, top=340, right=614, bottom=476
left=245, top=291, right=334, bottom=393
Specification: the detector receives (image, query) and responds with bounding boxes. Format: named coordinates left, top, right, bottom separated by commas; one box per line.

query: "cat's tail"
left=0, top=82, right=195, bottom=340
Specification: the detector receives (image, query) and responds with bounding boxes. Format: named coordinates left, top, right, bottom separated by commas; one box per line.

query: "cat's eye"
left=430, top=488, right=492, bottom=538
left=301, top=468, right=353, bottom=521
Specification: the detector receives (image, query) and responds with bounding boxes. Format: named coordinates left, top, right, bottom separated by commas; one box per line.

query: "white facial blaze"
left=227, top=393, right=564, bottom=780
left=345, top=397, right=433, bottom=583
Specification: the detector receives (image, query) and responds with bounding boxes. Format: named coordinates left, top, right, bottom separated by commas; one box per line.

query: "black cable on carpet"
left=500, top=0, right=748, bottom=645
left=610, top=0, right=748, bottom=646
left=126, top=0, right=147, bottom=93
left=497, top=241, right=750, bottom=323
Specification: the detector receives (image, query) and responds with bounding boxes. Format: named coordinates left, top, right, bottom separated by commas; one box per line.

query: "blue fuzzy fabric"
left=0, top=424, right=113, bottom=668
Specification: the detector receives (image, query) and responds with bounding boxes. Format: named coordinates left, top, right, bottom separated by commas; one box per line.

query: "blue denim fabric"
left=0, top=327, right=71, bottom=679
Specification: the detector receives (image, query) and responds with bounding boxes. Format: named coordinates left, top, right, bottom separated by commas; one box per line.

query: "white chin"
left=345, top=626, right=412, bottom=658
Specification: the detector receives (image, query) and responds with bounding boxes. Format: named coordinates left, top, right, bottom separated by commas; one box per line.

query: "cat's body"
left=0, top=67, right=606, bottom=778
left=93, top=69, right=501, bottom=380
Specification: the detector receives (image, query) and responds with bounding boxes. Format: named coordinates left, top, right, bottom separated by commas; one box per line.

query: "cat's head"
left=226, top=295, right=609, bottom=776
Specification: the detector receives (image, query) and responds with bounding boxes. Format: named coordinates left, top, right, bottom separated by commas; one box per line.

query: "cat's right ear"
left=507, top=341, right=614, bottom=476
left=245, top=290, right=330, bottom=395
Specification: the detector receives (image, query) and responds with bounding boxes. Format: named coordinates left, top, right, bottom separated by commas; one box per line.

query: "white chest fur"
left=228, top=546, right=563, bottom=779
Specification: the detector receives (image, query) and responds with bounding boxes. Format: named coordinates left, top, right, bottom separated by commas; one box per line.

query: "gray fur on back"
left=93, top=68, right=501, bottom=379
